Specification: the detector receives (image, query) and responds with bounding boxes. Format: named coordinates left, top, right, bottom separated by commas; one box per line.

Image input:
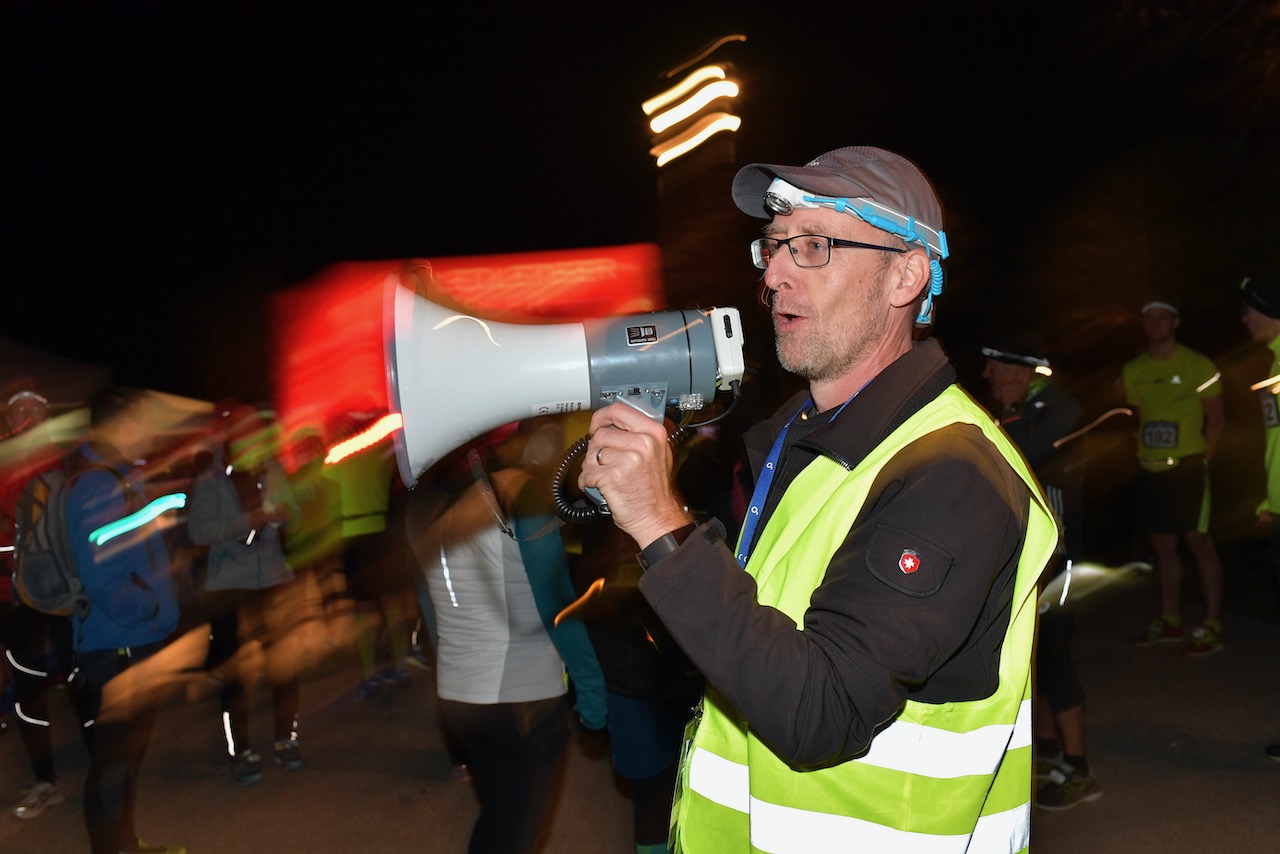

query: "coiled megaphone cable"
left=551, top=424, right=691, bottom=522
left=550, top=379, right=740, bottom=522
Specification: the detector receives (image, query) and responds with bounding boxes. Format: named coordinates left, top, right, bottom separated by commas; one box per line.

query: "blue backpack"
left=13, top=463, right=125, bottom=617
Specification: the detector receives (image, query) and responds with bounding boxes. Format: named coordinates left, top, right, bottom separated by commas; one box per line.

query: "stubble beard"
left=774, top=269, right=889, bottom=384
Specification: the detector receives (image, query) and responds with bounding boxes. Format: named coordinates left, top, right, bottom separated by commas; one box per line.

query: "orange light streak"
left=650, top=112, right=741, bottom=167
left=325, top=413, right=403, bottom=464
left=648, top=80, right=740, bottom=133
left=641, top=65, right=726, bottom=116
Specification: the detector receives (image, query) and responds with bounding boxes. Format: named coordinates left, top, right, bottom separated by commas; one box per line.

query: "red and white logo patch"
left=898, top=549, right=921, bottom=575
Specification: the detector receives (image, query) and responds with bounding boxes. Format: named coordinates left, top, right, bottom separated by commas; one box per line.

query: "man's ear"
left=887, top=248, right=932, bottom=310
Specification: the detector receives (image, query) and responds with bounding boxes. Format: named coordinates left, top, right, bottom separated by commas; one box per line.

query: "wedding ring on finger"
left=595, top=446, right=604, bottom=465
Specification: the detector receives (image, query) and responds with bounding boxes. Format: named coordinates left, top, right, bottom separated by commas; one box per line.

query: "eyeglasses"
left=749, top=233, right=906, bottom=270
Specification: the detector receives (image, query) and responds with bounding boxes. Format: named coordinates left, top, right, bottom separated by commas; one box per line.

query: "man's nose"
left=762, top=253, right=795, bottom=292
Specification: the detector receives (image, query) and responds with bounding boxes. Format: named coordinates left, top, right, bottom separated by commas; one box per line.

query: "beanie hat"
left=1241, top=275, right=1280, bottom=319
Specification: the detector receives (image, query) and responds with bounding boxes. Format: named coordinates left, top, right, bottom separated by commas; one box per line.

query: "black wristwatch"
left=637, top=523, right=697, bottom=571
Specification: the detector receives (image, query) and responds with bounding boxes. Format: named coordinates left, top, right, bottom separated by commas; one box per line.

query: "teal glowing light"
left=89, top=492, right=187, bottom=547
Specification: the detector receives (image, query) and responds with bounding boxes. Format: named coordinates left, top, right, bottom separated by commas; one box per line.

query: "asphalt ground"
left=2, top=537, right=1279, bottom=853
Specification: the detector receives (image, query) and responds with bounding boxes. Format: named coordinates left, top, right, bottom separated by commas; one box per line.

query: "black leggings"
left=79, top=642, right=163, bottom=854
left=0, top=604, right=91, bottom=783
left=204, top=587, right=301, bottom=751
left=438, top=695, right=570, bottom=854
left=1037, top=606, right=1085, bottom=713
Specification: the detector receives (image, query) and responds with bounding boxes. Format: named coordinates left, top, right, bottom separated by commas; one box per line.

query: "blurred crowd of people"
left=0, top=377, right=738, bottom=853
left=3, top=271, right=1280, bottom=852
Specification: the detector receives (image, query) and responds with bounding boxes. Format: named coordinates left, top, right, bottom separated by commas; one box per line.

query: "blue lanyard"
left=736, top=394, right=856, bottom=568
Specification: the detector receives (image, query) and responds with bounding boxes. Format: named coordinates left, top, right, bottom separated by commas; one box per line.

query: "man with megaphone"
left=580, top=146, right=1058, bottom=853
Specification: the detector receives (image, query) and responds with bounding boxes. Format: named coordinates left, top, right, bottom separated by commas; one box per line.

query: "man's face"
left=120, top=398, right=158, bottom=460
left=1242, top=304, right=1275, bottom=343
left=982, top=359, right=1033, bottom=408
left=761, top=207, right=902, bottom=383
left=1140, top=307, right=1178, bottom=346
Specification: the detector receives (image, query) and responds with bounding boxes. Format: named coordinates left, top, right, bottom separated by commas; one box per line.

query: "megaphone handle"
left=576, top=386, right=665, bottom=518
left=584, top=486, right=611, bottom=516
left=550, top=424, right=692, bottom=523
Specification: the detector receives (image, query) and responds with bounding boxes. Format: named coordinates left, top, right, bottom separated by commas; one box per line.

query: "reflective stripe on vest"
left=674, top=385, right=1057, bottom=854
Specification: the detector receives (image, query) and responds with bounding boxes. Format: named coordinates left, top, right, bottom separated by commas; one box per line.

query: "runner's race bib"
left=1260, top=389, right=1280, bottom=429
left=1142, top=420, right=1178, bottom=450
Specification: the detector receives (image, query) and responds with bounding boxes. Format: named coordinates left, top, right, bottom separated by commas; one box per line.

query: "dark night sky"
left=3, top=2, right=1277, bottom=405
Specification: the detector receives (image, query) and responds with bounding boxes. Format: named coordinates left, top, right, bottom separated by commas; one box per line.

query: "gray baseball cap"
left=731, top=146, right=947, bottom=259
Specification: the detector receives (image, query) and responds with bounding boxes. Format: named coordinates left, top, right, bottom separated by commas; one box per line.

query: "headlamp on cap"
left=764, top=179, right=948, bottom=259
left=7, top=390, right=48, bottom=407
left=764, top=179, right=949, bottom=326
left=980, top=347, right=1053, bottom=377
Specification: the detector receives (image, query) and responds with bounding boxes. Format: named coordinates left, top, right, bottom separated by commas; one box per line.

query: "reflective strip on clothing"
left=6, top=648, right=48, bottom=677
left=856, top=699, right=1032, bottom=778
left=688, top=699, right=1032, bottom=811
left=965, top=803, right=1031, bottom=854
left=14, top=702, right=51, bottom=727
left=750, top=800, right=1029, bottom=854
left=689, top=747, right=750, bottom=813
left=682, top=759, right=1032, bottom=854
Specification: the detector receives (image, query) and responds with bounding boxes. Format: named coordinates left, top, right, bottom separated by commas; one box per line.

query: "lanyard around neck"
left=736, top=393, right=856, bottom=568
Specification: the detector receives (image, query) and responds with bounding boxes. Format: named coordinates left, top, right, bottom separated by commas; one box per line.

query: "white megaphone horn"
left=384, top=276, right=746, bottom=489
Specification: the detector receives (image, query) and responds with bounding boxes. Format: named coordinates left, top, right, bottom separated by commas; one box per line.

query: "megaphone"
left=385, top=280, right=746, bottom=488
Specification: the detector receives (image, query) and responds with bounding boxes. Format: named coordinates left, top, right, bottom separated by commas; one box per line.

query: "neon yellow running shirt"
left=1257, top=336, right=1280, bottom=515
left=1122, top=344, right=1222, bottom=462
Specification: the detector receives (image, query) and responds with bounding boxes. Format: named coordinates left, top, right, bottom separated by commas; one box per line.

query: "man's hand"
left=579, top=402, right=691, bottom=549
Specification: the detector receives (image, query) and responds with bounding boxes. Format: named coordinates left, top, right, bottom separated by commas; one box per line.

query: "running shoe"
left=230, top=749, right=264, bottom=785
left=1132, top=616, right=1184, bottom=647
left=1036, top=769, right=1103, bottom=811
left=273, top=738, right=304, bottom=771
left=406, top=648, right=434, bottom=672
left=380, top=666, right=412, bottom=688
left=14, top=781, right=64, bottom=819
left=1183, top=624, right=1224, bottom=657
left=127, top=838, right=187, bottom=854
left=1035, top=749, right=1066, bottom=781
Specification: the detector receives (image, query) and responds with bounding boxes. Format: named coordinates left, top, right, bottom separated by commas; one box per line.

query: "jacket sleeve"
left=512, top=480, right=607, bottom=731
left=69, top=469, right=160, bottom=627
left=639, top=426, right=1030, bottom=769
left=187, top=471, right=252, bottom=546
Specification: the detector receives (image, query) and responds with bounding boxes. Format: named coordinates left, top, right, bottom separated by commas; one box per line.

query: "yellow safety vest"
left=674, top=386, right=1058, bottom=853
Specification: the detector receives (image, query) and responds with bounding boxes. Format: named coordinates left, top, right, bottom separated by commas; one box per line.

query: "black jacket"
left=639, top=338, right=1034, bottom=770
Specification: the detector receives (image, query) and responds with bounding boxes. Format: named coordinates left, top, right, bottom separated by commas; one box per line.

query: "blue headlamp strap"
left=801, top=193, right=947, bottom=326
left=763, top=179, right=948, bottom=325
left=736, top=393, right=858, bottom=568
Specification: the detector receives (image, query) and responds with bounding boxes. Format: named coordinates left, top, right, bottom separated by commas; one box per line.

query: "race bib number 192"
left=1142, top=420, right=1179, bottom=449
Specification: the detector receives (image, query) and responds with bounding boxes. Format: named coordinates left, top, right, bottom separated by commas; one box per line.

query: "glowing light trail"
left=89, top=493, right=188, bottom=547
left=325, top=413, right=403, bottom=465
left=650, top=113, right=741, bottom=167
left=641, top=65, right=726, bottom=116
